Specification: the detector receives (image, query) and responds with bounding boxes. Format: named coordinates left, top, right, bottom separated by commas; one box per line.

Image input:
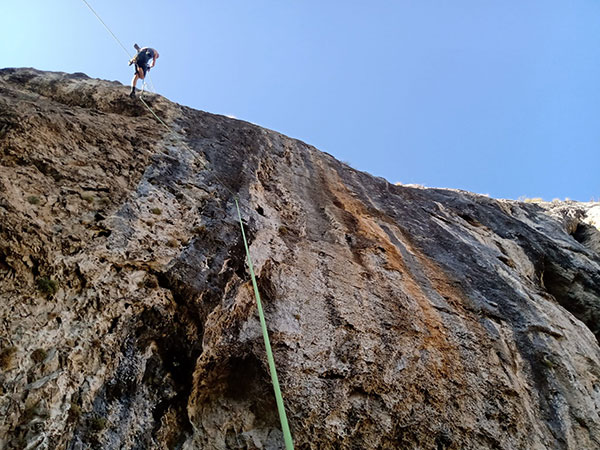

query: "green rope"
left=141, top=93, right=295, bottom=449
left=234, top=198, right=294, bottom=450
left=81, top=3, right=294, bottom=446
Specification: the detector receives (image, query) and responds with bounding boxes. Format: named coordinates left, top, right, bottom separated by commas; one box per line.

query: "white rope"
left=80, top=0, right=132, bottom=58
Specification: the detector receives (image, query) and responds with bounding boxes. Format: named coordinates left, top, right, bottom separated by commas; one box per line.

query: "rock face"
left=1, top=68, right=599, bottom=450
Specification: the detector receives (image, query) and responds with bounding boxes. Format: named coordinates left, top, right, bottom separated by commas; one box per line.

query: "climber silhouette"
left=129, top=43, right=159, bottom=98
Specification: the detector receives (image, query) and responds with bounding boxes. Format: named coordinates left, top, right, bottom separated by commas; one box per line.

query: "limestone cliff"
left=1, top=68, right=599, bottom=450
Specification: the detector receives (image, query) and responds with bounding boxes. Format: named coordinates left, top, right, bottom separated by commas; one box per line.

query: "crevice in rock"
left=541, top=257, right=600, bottom=341
left=223, top=355, right=279, bottom=429
left=571, top=222, right=600, bottom=254
left=494, top=242, right=516, bottom=268
left=31, top=158, right=63, bottom=182
left=0, top=248, right=14, bottom=280
left=571, top=223, right=587, bottom=244
left=458, top=212, right=484, bottom=228
left=70, top=303, right=202, bottom=449
left=497, top=254, right=516, bottom=268
left=256, top=260, right=276, bottom=305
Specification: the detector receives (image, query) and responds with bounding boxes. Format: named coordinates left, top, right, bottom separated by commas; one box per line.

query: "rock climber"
left=128, top=43, right=159, bottom=98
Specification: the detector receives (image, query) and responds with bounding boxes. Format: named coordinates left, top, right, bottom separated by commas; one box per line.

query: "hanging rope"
left=80, top=0, right=132, bottom=58
left=145, top=73, right=158, bottom=95
left=234, top=198, right=294, bottom=450
left=80, top=2, right=294, bottom=448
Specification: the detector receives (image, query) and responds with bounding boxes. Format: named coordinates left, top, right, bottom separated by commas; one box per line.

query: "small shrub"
left=82, top=194, right=94, bottom=204
left=167, top=238, right=179, bottom=248
left=541, top=355, right=555, bottom=369
left=21, top=405, right=38, bottom=423
left=27, top=196, right=40, bottom=205
left=68, top=402, right=82, bottom=422
left=89, top=416, right=107, bottom=432
left=523, top=197, right=544, bottom=204
left=150, top=207, right=162, bottom=215
left=0, top=346, right=17, bottom=370
left=37, top=277, right=58, bottom=295
left=193, top=225, right=206, bottom=235
left=31, top=348, right=48, bottom=364
left=279, top=226, right=289, bottom=235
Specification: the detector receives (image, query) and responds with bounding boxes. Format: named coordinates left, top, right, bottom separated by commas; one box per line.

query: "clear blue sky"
left=2, top=1, right=599, bottom=201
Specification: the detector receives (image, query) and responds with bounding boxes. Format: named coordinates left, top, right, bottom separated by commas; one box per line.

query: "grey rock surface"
left=0, top=68, right=599, bottom=449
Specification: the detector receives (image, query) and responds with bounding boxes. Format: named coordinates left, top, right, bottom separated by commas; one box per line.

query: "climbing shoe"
left=129, top=87, right=136, bottom=98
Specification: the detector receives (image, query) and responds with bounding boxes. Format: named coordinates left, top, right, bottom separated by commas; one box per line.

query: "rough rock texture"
left=1, top=68, right=600, bottom=449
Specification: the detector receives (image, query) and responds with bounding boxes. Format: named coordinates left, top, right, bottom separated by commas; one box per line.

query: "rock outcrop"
left=1, top=68, right=599, bottom=449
